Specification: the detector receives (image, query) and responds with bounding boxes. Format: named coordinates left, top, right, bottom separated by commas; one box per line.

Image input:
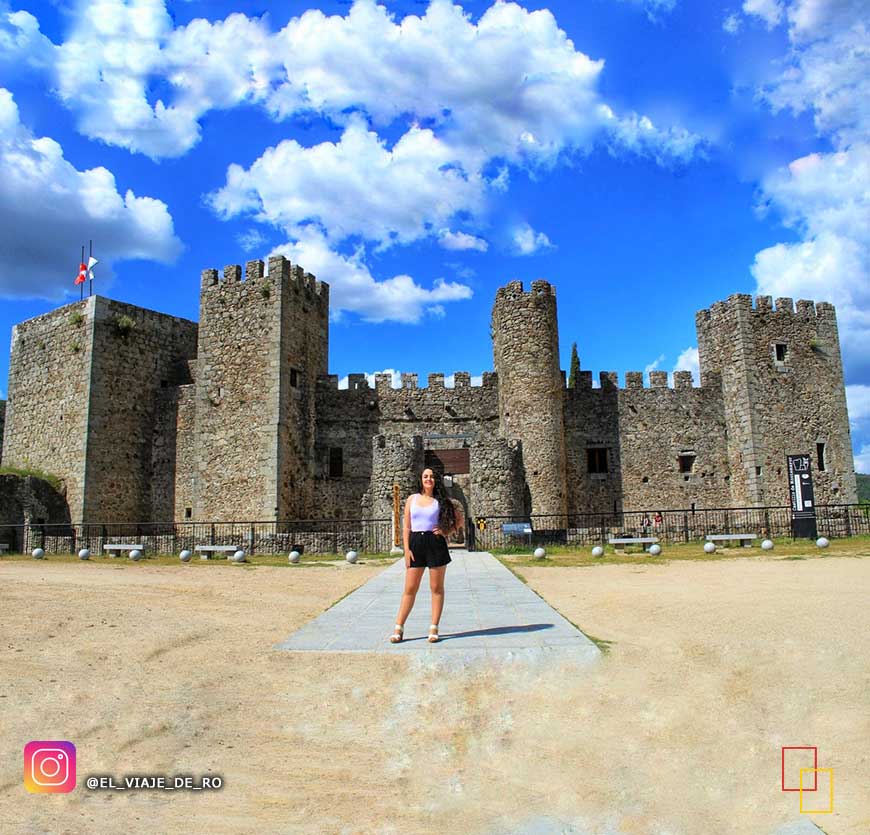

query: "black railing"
left=0, top=519, right=394, bottom=557
left=0, top=505, right=867, bottom=556
left=472, top=504, right=870, bottom=550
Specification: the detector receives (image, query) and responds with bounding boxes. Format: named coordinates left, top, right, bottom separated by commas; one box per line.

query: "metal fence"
left=0, top=504, right=867, bottom=556
left=472, top=504, right=870, bottom=551
left=0, top=518, right=394, bottom=557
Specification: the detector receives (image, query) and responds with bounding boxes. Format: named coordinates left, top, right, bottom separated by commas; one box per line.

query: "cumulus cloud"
left=42, top=0, right=702, bottom=166
left=269, top=229, right=471, bottom=324
left=438, top=229, right=488, bottom=252
left=0, top=88, right=180, bottom=299
left=236, top=228, right=268, bottom=253
left=0, top=5, right=55, bottom=71
left=742, top=0, right=785, bottom=27
left=673, top=346, right=700, bottom=384
left=210, top=117, right=485, bottom=250
left=744, top=1, right=870, bottom=386
left=644, top=353, right=666, bottom=376
left=512, top=223, right=553, bottom=255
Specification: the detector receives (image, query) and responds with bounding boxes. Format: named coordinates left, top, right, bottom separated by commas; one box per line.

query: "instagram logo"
left=24, top=741, right=76, bottom=793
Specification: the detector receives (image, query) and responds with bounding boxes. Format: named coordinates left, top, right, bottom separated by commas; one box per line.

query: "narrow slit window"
left=290, top=369, right=299, bottom=388
left=329, top=447, right=343, bottom=478
left=816, top=442, right=826, bottom=472
left=185, top=507, right=192, bottom=519
left=587, top=447, right=609, bottom=474
left=775, top=343, right=788, bottom=362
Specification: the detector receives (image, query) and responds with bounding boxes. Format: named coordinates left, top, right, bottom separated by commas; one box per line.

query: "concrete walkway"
left=276, top=550, right=600, bottom=666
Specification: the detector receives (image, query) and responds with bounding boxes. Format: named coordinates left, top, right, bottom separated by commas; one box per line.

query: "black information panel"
left=787, top=454, right=818, bottom=539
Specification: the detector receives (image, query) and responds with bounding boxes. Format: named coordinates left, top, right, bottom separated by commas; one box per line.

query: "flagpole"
left=88, top=240, right=93, bottom=298
left=80, top=245, right=85, bottom=302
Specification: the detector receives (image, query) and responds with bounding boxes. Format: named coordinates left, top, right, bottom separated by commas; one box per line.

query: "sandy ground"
left=1, top=555, right=868, bottom=835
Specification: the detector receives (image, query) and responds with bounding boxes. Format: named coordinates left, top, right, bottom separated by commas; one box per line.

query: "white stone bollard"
left=346, top=550, right=358, bottom=564
left=179, top=549, right=192, bottom=562
left=761, top=539, right=774, bottom=551
left=232, top=550, right=246, bottom=562
left=591, top=545, right=604, bottom=558
left=816, top=537, right=829, bottom=549
left=648, top=544, right=662, bottom=556
left=32, top=548, right=45, bottom=559
left=78, top=548, right=90, bottom=560
left=129, top=549, right=142, bottom=561
left=533, top=547, right=546, bottom=559
left=703, top=542, right=716, bottom=554
left=288, top=550, right=300, bottom=564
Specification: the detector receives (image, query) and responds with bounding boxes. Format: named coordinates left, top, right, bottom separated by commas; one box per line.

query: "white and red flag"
left=74, top=262, right=87, bottom=285
left=87, top=255, right=98, bottom=281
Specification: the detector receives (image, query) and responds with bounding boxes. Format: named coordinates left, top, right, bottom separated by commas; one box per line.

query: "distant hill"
left=858, top=474, right=870, bottom=502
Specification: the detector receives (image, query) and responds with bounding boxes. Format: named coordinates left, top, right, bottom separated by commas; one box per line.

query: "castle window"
left=185, top=507, right=192, bottom=519
left=290, top=369, right=299, bottom=387
left=329, top=447, right=343, bottom=478
left=775, top=343, right=788, bottom=363
left=678, top=453, right=696, bottom=474
left=816, top=442, right=826, bottom=472
left=587, top=447, right=609, bottom=474
left=755, top=466, right=763, bottom=476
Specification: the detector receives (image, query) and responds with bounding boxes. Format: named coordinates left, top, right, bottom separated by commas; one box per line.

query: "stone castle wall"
left=1, top=265, right=857, bottom=525
left=0, top=399, right=6, bottom=460
left=2, top=299, right=95, bottom=520
left=492, top=280, right=568, bottom=516
left=697, top=295, right=857, bottom=506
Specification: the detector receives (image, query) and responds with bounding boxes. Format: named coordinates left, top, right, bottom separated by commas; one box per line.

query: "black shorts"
left=409, top=531, right=452, bottom=569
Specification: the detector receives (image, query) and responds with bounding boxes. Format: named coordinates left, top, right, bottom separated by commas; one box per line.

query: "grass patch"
left=0, top=466, right=63, bottom=491
left=493, top=534, right=870, bottom=569
left=0, top=551, right=397, bottom=567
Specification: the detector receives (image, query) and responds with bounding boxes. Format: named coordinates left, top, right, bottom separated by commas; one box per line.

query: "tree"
left=568, top=342, right=580, bottom=388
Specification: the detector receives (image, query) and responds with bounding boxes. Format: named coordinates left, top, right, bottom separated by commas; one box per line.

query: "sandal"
left=389, top=624, right=404, bottom=644
left=428, top=625, right=440, bottom=644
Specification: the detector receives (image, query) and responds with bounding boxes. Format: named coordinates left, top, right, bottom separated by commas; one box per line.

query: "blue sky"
left=1, top=0, right=868, bottom=472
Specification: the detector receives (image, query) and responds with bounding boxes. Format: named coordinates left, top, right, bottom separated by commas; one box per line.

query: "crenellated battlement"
left=316, top=372, right=498, bottom=392
left=696, top=293, right=837, bottom=325
left=568, top=369, right=723, bottom=392
left=493, top=278, right=556, bottom=303
left=200, top=257, right=329, bottom=306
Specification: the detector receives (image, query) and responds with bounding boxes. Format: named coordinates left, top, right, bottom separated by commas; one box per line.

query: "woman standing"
left=389, top=467, right=463, bottom=645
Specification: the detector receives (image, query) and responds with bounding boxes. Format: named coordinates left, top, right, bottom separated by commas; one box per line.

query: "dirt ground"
left=1, top=554, right=868, bottom=834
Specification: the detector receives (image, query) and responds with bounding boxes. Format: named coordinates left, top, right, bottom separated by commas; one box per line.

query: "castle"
left=0, top=256, right=858, bottom=525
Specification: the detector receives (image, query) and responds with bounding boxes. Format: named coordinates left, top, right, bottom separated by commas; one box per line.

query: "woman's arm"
left=403, top=495, right=413, bottom=565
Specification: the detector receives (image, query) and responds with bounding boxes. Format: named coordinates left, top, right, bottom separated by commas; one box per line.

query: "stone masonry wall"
left=0, top=474, right=70, bottom=553
left=697, top=295, right=857, bottom=506
left=1, top=299, right=94, bottom=520
left=492, top=280, right=568, bottom=516
left=83, top=297, right=197, bottom=522
left=0, top=399, right=5, bottom=460
left=314, top=373, right=502, bottom=519
left=194, top=258, right=328, bottom=522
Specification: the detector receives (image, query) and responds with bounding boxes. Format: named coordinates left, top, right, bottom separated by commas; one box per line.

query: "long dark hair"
left=419, top=468, right=458, bottom=534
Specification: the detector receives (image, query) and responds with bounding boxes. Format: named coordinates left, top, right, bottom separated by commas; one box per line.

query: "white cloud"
left=42, top=0, right=702, bottom=166
left=673, top=346, right=700, bottom=384
left=742, top=0, right=785, bottom=27
left=854, top=444, right=870, bottom=474
left=0, top=5, right=55, bottom=71
left=744, top=1, right=870, bottom=387
left=616, top=0, right=678, bottom=21
left=723, top=13, right=743, bottom=33
left=438, top=229, right=488, bottom=252
left=0, top=88, right=180, bottom=299
left=512, top=223, right=553, bottom=255
left=846, top=384, right=870, bottom=427
left=236, top=228, right=268, bottom=253
left=210, top=117, right=485, bottom=250
left=269, top=229, right=471, bottom=324
left=444, top=373, right=484, bottom=387
left=644, top=353, right=666, bottom=375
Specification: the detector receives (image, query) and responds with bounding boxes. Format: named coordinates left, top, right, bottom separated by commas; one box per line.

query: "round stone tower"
left=491, top=279, right=568, bottom=518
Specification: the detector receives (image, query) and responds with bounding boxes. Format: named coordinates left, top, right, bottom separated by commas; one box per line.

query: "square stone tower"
left=193, top=258, right=329, bottom=521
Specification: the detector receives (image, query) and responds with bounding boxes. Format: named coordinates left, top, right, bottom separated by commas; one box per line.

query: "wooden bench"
left=706, top=534, right=757, bottom=548
left=608, top=536, right=659, bottom=553
left=195, top=545, right=240, bottom=560
left=103, top=543, right=144, bottom=557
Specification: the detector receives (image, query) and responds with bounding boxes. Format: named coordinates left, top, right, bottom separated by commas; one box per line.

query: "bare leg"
left=395, top=568, right=425, bottom=626
left=429, top=565, right=447, bottom=626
